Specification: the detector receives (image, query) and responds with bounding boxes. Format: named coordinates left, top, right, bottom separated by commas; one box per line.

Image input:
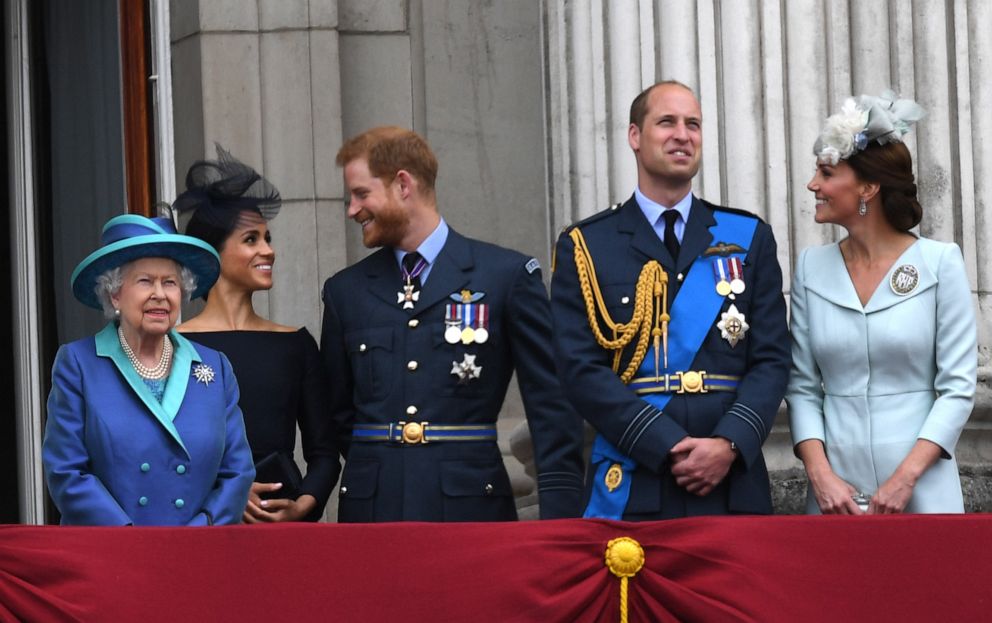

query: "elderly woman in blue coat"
left=43, top=213, right=255, bottom=525
left=787, top=92, right=977, bottom=514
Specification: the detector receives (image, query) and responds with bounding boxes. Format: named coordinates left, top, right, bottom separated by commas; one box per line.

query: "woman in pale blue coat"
left=787, top=92, right=977, bottom=514
left=43, top=213, right=255, bottom=525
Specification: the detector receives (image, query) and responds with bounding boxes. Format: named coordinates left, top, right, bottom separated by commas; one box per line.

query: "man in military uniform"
left=322, top=126, right=584, bottom=522
left=551, top=81, right=790, bottom=519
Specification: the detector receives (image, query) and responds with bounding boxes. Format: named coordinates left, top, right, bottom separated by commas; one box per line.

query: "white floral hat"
left=813, top=90, right=925, bottom=165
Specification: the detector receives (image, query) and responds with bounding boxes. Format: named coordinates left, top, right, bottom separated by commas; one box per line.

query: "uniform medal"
left=397, top=255, right=428, bottom=309
left=444, top=304, right=463, bottom=344
left=728, top=257, right=746, bottom=295
left=451, top=353, right=482, bottom=383
left=717, top=304, right=749, bottom=347
left=474, top=303, right=489, bottom=344
left=398, top=284, right=419, bottom=309
left=711, top=258, right=732, bottom=297
left=605, top=463, right=623, bottom=492
left=446, top=290, right=489, bottom=344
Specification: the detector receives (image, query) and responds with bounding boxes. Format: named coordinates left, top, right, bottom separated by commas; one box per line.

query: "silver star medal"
left=397, top=284, right=420, bottom=309
left=717, top=304, right=749, bottom=348
left=192, top=363, right=216, bottom=385
left=451, top=353, right=482, bottom=384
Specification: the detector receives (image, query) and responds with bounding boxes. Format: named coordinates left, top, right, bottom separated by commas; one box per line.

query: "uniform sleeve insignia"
left=525, top=258, right=541, bottom=274
left=703, top=242, right=747, bottom=257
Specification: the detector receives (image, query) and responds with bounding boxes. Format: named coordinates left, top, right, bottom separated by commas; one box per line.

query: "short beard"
left=362, top=197, right=410, bottom=248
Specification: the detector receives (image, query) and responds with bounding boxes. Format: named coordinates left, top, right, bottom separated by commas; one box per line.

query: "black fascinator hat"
left=174, top=144, right=281, bottom=252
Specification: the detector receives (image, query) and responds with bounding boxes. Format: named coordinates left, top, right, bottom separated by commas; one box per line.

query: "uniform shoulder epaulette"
left=707, top=202, right=766, bottom=223
left=562, top=202, right=624, bottom=235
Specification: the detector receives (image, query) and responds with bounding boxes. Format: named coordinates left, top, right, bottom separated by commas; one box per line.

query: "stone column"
left=170, top=0, right=347, bottom=519
left=539, top=0, right=992, bottom=511
left=171, top=0, right=347, bottom=335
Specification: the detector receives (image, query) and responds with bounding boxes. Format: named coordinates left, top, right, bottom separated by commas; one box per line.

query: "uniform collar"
left=392, top=217, right=449, bottom=267
left=634, top=187, right=693, bottom=229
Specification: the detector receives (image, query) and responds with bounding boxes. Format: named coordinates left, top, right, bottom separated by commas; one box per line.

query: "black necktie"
left=662, top=210, right=680, bottom=260
left=402, top=252, right=424, bottom=290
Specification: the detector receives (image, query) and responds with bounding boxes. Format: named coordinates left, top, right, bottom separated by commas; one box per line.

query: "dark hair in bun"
left=845, top=141, right=922, bottom=231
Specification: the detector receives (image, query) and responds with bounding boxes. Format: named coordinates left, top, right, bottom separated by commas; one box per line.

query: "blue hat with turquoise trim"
left=71, top=214, right=221, bottom=309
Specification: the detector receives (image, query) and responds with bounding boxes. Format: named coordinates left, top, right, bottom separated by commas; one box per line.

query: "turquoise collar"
left=95, top=322, right=204, bottom=457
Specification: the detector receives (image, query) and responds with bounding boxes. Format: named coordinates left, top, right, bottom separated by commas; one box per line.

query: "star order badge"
left=717, top=304, right=749, bottom=348
left=450, top=353, right=482, bottom=384
left=192, top=363, right=215, bottom=386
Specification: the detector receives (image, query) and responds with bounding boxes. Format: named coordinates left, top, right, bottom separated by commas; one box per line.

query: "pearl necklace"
left=118, top=325, right=173, bottom=380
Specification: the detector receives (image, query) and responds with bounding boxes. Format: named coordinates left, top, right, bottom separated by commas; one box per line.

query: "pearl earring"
left=858, top=198, right=868, bottom=217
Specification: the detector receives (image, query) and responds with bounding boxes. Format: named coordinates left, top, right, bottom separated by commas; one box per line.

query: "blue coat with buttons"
left=551, top=196, right=791, bottom=518
left=43, top=323, right=255, bottom=526
left=321, top=228, right=585, bottom=522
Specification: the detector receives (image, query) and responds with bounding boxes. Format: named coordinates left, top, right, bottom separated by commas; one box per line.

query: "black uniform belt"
left=352, top=422, right=497, bottom=444
left=628, top=371, right=741, bottom=395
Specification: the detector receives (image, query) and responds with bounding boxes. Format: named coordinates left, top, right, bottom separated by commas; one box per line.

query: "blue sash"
left=583, top=210, right=757, bottom=519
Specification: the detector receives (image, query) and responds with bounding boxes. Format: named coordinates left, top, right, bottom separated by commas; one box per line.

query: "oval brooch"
left=890, top=264, right=919, bottom=296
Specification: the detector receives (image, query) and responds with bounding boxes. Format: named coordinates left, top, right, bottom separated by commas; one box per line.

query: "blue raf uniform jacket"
left=550, top=196, right=791, bottom=518
left=43, top=323, right=255, bottom=526
left=321, top=228, right=585, bottom=522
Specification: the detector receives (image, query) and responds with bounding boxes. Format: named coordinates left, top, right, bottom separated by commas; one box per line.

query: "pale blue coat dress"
left=787, top=238, right=977, bottom=513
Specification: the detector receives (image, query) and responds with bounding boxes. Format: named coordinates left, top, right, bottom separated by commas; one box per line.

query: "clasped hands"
left=810, top=470, right=915, bottom=515
left=243, top=482, right=317, bottom=523
left=669, top=436, right=737, bottom=496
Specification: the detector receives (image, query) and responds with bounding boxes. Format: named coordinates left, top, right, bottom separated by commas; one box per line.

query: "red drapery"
left=1, top=515, right=989, bottom=622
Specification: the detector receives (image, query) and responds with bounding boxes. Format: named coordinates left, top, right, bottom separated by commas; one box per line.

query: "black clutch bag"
left=253, top=452, right=303, bottom=500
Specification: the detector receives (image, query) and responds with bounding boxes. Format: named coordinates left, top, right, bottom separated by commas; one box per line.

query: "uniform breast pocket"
left=345, top=328, right=394, bottom=402
left=600, top=282, right=638, bottom=325
left=432, top=324, right=498, bottom=396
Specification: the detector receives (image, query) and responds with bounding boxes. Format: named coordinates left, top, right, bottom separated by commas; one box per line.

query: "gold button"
left=406, top=405, right=418, bottom=416
left=408, top=319, right=419, bottom=328
left=620, top=296, right=630, bottom=305
left=359, top=343, right=367, bottom=352
left=407, top=361, right=418, bottom=371
left=677, top=273, right=684, bottom=281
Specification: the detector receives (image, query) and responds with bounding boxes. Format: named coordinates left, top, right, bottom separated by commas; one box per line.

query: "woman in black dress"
left=176, top=146, right=340, bottom=522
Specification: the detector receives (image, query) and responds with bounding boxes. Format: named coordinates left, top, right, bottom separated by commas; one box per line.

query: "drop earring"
left=858, top=197, right=868, bottom=217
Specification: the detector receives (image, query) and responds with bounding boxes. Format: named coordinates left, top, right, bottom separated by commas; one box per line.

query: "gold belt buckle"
left=677, top=370, right=708, bottom=394
left=400, top=421, right=428, bottom=444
